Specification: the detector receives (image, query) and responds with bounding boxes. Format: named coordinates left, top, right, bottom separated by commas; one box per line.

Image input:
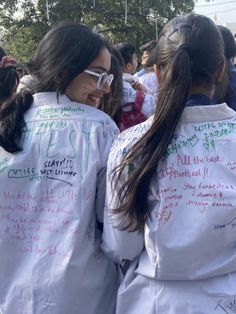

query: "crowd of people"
left=0, top=13, right=236, bottom=314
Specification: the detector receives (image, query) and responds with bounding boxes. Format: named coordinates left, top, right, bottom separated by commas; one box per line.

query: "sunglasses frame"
left=84, top=69, right=114, bottom=90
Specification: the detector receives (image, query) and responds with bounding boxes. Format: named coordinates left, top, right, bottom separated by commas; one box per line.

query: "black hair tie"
left=178, top=43, right=192, bottom=55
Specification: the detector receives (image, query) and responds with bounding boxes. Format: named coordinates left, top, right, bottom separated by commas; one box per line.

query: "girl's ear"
left=126, top=62, right=132, bottom=72
left=215, top=59, right=226, bottom=84
left=154, top=64, right=162, bottom=83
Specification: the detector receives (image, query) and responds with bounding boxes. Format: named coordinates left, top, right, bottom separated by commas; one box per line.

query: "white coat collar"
left=33, top=92, right=74, bottom=107
left=179, top=103, right=236, bottom=123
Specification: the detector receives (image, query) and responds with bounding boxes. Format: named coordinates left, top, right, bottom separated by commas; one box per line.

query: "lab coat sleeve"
left=101, top=139, right=144, bottom=264
left=95, top=120, right=119, bottom=223
left=141, top=93, right=156, bottom=118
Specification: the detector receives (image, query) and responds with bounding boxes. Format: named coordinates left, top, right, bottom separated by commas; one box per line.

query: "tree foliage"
left=0, top=0, right=194, bottom=62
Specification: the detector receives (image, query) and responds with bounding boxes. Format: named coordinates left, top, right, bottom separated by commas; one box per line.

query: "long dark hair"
left=214, top=25, right=236, bottom=107
left=98, top=47, right=123, bottom=125
left=0, top=22, right=107, bottom=153
left=113, top=14, right=225, bottom=232
left=0, top=47, right=19, bottom=103
left=116, top=43, right=136, bottom=66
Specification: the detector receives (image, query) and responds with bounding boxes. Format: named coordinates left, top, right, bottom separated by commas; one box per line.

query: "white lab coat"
left=122, top=80, right=156, bottom=118
left=0, top=92, right=119, bottom=314
left=138, top=71, right=159, bottom=96
left=102, top=103, right=236, bottom=314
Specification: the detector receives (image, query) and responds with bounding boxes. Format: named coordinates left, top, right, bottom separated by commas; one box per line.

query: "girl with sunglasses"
left=86, top=47, right=124, bottom=129
left=102, top=14, right=236, bottom=313
left=0, top=22, right=119, bottom=313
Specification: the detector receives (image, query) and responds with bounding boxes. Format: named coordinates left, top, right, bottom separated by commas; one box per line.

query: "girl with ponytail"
left=102, top=14, right=236, bottom=313
left=0, top=23, right=119, bottom=313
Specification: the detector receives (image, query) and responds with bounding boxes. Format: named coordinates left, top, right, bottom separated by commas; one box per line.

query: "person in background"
left=117, top=43, right=156, bottom=130
left=116, top=43, right=139, bottom=86
left=136, top=40, right=159, bottom=97
left=102, top=14, right=236, bottom=314
left=214, top=25, right=236, bottom=110
left=97, top=48, right=123, bottom=127
left=134, top=40, right=157, bottom=76
left=0, top=47, right=18, bottom=103
left=0, top=22, right=119, bottom=314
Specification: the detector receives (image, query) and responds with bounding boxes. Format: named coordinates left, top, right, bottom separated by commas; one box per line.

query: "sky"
left=194, top=0, right=236, bottom=25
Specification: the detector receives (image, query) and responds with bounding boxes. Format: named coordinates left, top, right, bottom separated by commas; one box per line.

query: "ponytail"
left=0, top=91, right=33, bottom=153
left=112, top=48, right=191, bottom=232
left=111, top=14, right=225, bottom=232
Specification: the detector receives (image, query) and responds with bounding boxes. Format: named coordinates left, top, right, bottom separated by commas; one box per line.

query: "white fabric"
left=17, top=74, right=36, bottom=93
left=122, top=80, right=156, bottom=118
left=138, top=71, right=159, bottom=96
left=102, top=102, right=236, bottom=314
left=0, top=92, right=119, bottom=314
left=133, top=69, right=145, bottom=78
left=122, top=72, right=139, bottom=84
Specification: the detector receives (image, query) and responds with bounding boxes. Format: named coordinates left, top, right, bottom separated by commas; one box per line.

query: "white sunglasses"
left=84, top=69, right=114, bottom=90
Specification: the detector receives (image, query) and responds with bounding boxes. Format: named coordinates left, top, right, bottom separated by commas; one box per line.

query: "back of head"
left=140, top=40, right=158, bottom=67
left=140, top=40, right=157, bottom=53
left=116, top=43, right=136, bottom=66
left=31, top=22, right=107, bottom=94
left=218, top=25, right=236, bottom=60
left=114, top=14, right=225, bottom=231
left=157, top=14, right=224, bottom=89
left=150, top=14, right=225, bottom=145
